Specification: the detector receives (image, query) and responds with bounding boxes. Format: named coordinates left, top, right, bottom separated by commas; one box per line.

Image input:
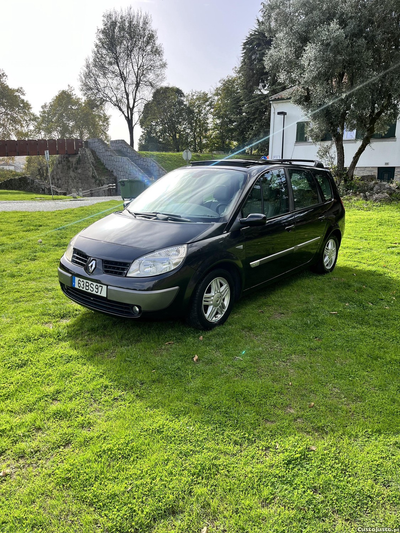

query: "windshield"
left=126, top=167, right=247, bottom=221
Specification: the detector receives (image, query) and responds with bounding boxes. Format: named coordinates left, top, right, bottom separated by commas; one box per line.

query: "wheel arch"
left=325, top=227, right=342, bottom=248
left=183, top=259, right=243, bottom=314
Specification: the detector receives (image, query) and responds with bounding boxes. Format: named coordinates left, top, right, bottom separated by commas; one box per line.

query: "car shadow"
left=64, top=263, right=399, bottom=438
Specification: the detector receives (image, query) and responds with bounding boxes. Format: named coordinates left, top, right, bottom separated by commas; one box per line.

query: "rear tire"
left=313, top=235, right=339, bottom=274
left=187, top=269, right=235, bottom=330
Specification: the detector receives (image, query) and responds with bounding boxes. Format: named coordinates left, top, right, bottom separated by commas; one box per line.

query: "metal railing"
left=80, top=184, right=117, bottom=197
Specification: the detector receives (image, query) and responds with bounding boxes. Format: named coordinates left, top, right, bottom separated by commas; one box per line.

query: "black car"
left=58, top=159, right=345, bottom=329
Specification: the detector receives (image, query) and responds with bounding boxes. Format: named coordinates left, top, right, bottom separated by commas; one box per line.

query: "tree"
left=209, top=74, right=244, bottom=152
left=238, top=22, right=276, bottom=154
left=139, top=86, right=189, bottom=152
left=36, top=87, right=110, bottom=140
left=185, top=91, right=213, bottom=153
left=24, top=155, right=58, bottom=181
left=0, top=70, right=35, bottom=138
left=80, top=8, right=167, bottom=148
left=262, top=0, right=400, bottom=180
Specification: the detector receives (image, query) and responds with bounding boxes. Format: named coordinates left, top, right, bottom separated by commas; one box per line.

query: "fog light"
left=132, top=305, right=141, bottom=317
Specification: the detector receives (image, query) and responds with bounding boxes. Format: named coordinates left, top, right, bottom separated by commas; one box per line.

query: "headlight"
left=127, top=245, right=187, bottom=277
left=64, top=236, right=77, bottom=262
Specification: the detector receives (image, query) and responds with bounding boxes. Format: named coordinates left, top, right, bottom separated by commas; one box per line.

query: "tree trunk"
left=334, top=132, right=345, bottom=181
left=126, top=117, right=134, bottom=148
left=347, top=135, right=372, bottom=180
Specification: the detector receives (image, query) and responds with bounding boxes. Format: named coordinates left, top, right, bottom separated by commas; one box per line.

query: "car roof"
left=190, top=159, right=326, bottom=170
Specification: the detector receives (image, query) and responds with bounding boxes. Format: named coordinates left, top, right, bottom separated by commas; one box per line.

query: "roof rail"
left=190, top=158, right=326, bottom=169
left=259, top=159, right=325, bottom=168
left=190, top=159, right=263, bottom=168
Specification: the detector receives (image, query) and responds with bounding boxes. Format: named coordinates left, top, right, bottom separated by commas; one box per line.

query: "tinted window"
left=128, top=167, right=246, bottom=220
left=242, top=169, right=290, bottom=218
left=242, top=181, right=262, bottom=217
left=314, top=171, right=333, bottom=201
left=289, top=169, right=320, bottom=209
left=263, top=169, right=290, bottom=217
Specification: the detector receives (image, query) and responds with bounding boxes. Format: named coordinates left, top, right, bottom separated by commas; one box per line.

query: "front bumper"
left=58, top=267, right=180, bottom=318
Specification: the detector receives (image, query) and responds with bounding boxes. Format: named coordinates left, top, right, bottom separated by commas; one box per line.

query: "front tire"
left=187, top=269, right=235, bottom=330
left=313, top=235, right=339, bottom=274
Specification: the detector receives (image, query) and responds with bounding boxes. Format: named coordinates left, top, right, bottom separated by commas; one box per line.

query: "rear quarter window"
left=314, top=171, right=333, bottom=201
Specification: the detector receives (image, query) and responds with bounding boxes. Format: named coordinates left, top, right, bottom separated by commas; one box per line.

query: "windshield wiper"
left=154, top=212, right=192, bottom=222
left=127, top=210, right=191, bottom=222
left=126, top=211, right=157, bottom=219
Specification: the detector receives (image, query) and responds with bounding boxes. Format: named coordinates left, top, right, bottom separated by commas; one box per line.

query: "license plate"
left=72, top=276, right=107, bottom=298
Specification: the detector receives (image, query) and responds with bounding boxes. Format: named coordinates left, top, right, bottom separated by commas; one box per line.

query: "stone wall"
left=87, top=139, right=166, bottom=194
left=87, top=139, right=150, bottom=192
left=0, top=175, right=63, bottom=195
left=50, top=148, right=116, bottom=195
left=109, top=140, right=166, bottom=180
left=0, top=148, right=117, bottom=196
left=355, top=166, right=400, bottom=183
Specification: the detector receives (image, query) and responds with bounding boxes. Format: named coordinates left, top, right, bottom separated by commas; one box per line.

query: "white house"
left=268, top=89, right=400, bottom=182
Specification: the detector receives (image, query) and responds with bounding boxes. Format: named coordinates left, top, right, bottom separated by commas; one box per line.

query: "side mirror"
left=239, top=213, right=267, bottom=227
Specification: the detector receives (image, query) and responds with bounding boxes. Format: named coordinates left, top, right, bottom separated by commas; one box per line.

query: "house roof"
left=269, top=87, right=296, bottom=101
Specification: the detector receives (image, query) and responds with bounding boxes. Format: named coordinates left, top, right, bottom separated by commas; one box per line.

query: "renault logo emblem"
left=86, top=258, right=97, bottom=274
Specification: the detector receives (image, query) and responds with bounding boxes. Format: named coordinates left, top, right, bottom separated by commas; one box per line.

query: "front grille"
left=103, top=260, right=131, bottom=277
left=61, top=284, right=137, bottom=318
left=71, top=249, right=131, bottom=277
left=72, top=249, right=88, bottom=268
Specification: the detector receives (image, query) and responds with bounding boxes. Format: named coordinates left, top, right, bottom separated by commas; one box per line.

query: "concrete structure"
left=88, top=139, right=166, bottom=193
left=269, top=90, right=400, bottom=182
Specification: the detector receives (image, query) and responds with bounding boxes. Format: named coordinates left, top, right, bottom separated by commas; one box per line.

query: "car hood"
left=74, top=211, right=224, bottom=262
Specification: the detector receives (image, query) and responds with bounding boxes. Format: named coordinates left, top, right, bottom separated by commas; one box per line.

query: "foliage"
left=140, top=88, right=215, bottom=154
left=209, top=73, right=244, bottom=152
left=139, top=87, right=189, bottom=152
left=80, top=7, right=167, bottom=148
left=36, top=87, right=110, bottom=141
left=185, top=91, right=213, bottom=153
left=237, top=21, right=276, bottom=153
left=262, top=0, right=400, bottom=180
left=0, top=201, right=399, bottom=531
left=0, top=168, right=25, bottom=183
left=24, top=155, right=58, bottom=181
left=0, top=70, right=36, bottom=139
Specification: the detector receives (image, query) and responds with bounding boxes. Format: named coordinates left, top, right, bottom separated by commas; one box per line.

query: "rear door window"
left=262, top=169, right=290, bottom=218
left=288, top=169, right=320, bottom=209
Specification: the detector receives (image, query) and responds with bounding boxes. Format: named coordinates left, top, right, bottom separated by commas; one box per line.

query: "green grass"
left=0, top=200, right=399, bottom=532
left=139, top=152, right=254, bottom=172
left=0, top=190, right=73, bottom=201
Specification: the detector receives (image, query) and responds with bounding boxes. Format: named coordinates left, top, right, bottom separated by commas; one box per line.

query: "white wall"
left=269, top=99, right=400, bottom=171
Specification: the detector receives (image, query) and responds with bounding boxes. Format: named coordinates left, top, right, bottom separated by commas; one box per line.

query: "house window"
left=296, top=122, right=332, bottom=142
left=372, top=123, right=396, bottom=139
left=321, top=132, right=333, bottom=141
left=356, top=123, right=396, bottom=140
left=296, top=122, right=309, bottom=142
left=343, top=129, right=356, bottom=140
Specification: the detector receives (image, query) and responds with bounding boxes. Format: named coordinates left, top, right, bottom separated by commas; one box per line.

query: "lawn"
left=0, top=190, right=72, bottom=201
left=140, top=152, right=256, bottom=172
left=0, top=200, right=399, bottom=533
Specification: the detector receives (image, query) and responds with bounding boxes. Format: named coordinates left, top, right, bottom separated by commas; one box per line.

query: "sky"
left=1, top=0, right=264, bottom=148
